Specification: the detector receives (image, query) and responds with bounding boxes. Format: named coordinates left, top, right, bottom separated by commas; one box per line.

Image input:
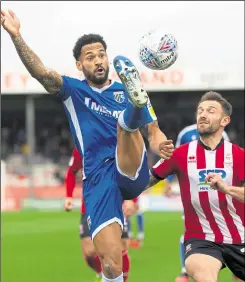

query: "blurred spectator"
left=1, top=116, right=243, bottom=164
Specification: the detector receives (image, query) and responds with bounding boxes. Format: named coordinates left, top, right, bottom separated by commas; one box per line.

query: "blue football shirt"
left=56, top=76, right=155, bottom=179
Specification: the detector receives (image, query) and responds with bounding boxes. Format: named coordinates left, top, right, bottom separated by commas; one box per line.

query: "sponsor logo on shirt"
left=198, top=169, right=226, bottom=192
left=85, top=97, right=122, bottom=119
left=188, top=155, right=196, bottom=163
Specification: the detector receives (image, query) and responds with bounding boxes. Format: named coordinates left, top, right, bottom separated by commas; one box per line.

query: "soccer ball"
left=138, top=30, right=178, bottom=70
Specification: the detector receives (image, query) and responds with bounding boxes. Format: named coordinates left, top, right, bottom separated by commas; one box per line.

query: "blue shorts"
left=83, top=147, right=149, bottom=240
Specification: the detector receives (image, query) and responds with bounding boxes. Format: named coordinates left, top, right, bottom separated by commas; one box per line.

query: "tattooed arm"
left=11, top=35, right=63, bottom=93
left=144, top=170, right=161, bottom=190
left=1, top=9, right=62, bottom=94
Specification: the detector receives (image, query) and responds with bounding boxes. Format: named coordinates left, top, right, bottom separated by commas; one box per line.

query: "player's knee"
left=186, top=262, right=218, bottom=282
left=98, top=246, right=122, bottom=278
left=103, top=260, right=122, bottom=279
left=189, top=270, right=218, bottom=282
left=186, top=253, right=221, bottom=282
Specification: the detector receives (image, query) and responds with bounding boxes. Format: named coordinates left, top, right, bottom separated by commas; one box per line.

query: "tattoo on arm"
left=12, top=35, right=62, bottom=94
left=145, top=171, right=160, bottom=190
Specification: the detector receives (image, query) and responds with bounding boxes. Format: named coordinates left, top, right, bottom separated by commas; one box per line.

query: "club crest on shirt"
left=113, top=91, right=125, bottom=103
left=224, top=154, right=233, bottom=165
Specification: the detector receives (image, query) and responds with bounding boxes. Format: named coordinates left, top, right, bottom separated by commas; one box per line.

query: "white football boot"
left=113, top=55, right=148, bottom=108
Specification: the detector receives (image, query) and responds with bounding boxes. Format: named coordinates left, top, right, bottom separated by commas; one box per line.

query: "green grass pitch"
left=2, top=211, right=232, bottom=282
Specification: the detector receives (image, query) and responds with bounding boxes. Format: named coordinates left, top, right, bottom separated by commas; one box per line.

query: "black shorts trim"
left=184, top=238, right=225, bottom=268
left=184, top=238, right=245, bottom=280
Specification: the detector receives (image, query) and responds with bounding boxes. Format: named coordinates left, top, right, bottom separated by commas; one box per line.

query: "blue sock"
left=180, top=235, right=186, bottom=274
left=137, top=212, right=144, bottom=240
left=118, top=101, right=156, bottom=132
left=127, top=217, right=133, bottom=238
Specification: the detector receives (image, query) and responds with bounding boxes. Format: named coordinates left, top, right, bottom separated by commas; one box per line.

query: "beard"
left=197, top=122, right=220, bottom=137
left=83, top=67, right=109, bottom=85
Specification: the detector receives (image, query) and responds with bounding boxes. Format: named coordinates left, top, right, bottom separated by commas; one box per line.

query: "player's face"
left=77, top=42, right=109, bottom=86
left=196, top=100, right=230, bottom=136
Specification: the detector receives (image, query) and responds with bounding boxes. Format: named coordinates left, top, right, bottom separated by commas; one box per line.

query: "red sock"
left=85, top=254, right=102, bottom=274
left=122, top=250, right=131, bottom=282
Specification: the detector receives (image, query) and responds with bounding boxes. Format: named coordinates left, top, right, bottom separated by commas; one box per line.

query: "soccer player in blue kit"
left=1, top=9, right=174, bottom=282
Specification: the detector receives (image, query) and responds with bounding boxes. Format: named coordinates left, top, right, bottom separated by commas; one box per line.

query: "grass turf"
left=1, top=211, right=232, bottom=282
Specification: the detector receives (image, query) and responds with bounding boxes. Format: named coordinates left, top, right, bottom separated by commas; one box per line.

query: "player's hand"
left=205, top=173, right=228, bottom=193
left=64, top=197, right=73, bottom=212
left=1, top=9, right=20, bottom=38
left=159, top=140, right=174, bottom=160
left=123, top=200, right=139, bottom=217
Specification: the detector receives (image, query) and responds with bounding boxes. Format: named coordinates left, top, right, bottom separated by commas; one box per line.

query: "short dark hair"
left=197, top=91, right=232, bottom=116
left=73, top=33, right=107, bottom=61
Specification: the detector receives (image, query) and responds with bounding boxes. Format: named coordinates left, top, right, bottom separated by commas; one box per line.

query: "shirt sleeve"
left=65, top=167, right=77, bottom=197
left=151, top=151, right=177, bottom=180
left=165, top=130, right=184, bottom=182
left=69, top=148, right=83, bottom=172
left=65, top=149, right=83, bottom=197
left=234, top=146, right=245, bottom=185
left=55, top=76, right=74, bottom=101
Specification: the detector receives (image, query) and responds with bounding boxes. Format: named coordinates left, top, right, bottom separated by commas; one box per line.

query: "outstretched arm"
left=224, top=185, right=244, bottom=203
left=1, top=9, right=62, bottom=94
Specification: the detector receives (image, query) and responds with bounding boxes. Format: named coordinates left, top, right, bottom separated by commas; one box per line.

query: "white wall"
left=1, top=1, right=244, bottom=91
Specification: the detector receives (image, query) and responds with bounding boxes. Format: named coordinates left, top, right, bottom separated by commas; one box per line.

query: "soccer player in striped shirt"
left=64, top=148, right=139, bottom=282
left=164, top=124, right=230, bottom=282
left=149, top=91, right=245, bottom=282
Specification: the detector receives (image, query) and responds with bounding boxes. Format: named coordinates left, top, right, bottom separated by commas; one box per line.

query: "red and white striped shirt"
left=152, top=139, right=245, bottom=244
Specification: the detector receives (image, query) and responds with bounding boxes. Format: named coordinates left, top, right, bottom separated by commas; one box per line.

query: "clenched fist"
left=205, top=173, right=228, bottom=193
left=159, top=140, right=174, bottom=160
